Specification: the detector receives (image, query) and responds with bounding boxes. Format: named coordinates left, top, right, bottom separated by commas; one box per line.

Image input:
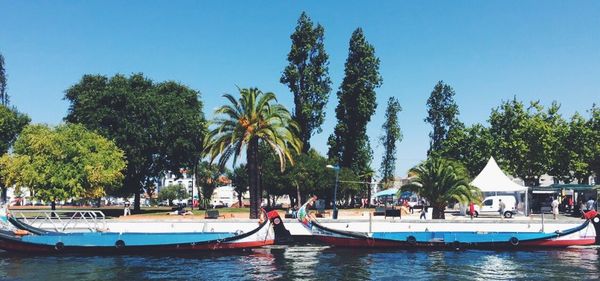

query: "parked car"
left=473, top=195, right=518, bottom=218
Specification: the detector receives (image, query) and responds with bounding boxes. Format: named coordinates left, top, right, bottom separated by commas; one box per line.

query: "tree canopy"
left=0, top=105, right=30, bottom=156
left=401, top=157, right=480, bottom=219
left=328, top=28, right=382, bottom=176
left=425, top=81, right=461, bottom=155
left=64, top=73, right=206, bottom=211
left=206, top=88, right=301, bottom=218
left=281, top=12, right=331, bottom=153
left=379, top=97, right=403, bottom=183
left=0, top=53, right=8, bottom=106
left=0, top=124, right=126, bottom=203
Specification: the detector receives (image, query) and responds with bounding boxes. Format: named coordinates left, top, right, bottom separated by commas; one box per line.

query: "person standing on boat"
left=498, top=199, right=506, bottom=219
left=551, top=197, right=559, bottom=220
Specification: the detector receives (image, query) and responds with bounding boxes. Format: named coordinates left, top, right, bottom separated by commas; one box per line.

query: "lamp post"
left=326, top=164, right=340, bottom=219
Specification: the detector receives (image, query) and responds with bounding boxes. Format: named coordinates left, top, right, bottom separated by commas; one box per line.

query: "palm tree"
left=400, top=157, right=481, bottom=219
left=206, top=88, right=301, bottom=219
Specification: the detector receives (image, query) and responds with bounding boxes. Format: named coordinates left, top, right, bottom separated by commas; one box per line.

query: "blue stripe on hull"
left=371, top=231, right=557, bottom=244
left=21, top=232, right=235, bottom=247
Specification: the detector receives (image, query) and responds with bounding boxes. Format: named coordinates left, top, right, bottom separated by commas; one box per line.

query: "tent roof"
left=374, top=188, right=399, bottom=197
left=471, top=157, right=528, bottom=192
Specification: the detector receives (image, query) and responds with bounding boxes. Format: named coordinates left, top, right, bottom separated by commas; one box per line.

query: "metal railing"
left=10, top=210, right=107, bottom=232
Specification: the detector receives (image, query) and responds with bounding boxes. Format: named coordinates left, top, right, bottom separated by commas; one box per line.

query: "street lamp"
left=326, top=164, right=340, bottom=219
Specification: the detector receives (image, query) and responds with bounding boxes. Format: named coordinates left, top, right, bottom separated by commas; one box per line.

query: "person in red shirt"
left=469, top=202, right=475, bottom=220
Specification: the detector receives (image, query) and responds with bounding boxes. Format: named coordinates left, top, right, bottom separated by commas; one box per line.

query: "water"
left=0, top=246, right=599, bottom=281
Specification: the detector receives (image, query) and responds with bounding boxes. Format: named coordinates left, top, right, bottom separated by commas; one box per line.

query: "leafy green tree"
left=425, top=81, right=461, bottom=155
left=158, top=184, right=188, bottom=206
left=0, top=124, right=126, bottom=209
left=490, top=99, right=564, bottom=186
left=563, top=112, right=594, bottom=183
left=379, top=97, right=403, bottom=183
left=548, top=114, right=572, bottom=183
left=206, top=88, right=301, bottom=218
left=230, top=164, right=248, bottom=208
left=64, top=74, right=206, bottom=212
left=328, top=28, right=382, bottom=175
left=439, top=123, right=494, bottom=177
left=0, top=53, right=8, bottom=105
left=195, top=161, right=225, bottom=209
left=588, top=105, right=600, bottom=183
left=0, top=105, right=30, bottom=201
left=400, top=157, right=480, bottom=219
left=281, top=12, right=331, bottom=153
left=489, top=97, right=528, bottom=179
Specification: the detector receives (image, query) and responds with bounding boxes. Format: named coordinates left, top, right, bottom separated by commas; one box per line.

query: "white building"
left=157, top=169, right=197, bottom=199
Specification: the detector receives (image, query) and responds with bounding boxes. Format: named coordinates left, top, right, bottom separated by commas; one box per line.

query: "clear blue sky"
left=1, top=1, right=599, bottom=177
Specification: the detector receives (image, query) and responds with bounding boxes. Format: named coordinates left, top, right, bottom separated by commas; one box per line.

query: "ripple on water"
left=0, top=247, right=599, bottom=281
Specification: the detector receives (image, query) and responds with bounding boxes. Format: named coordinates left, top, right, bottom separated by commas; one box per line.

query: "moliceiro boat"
left=0, top=207, right=283, bottom=254
left=298, top=198, right=600, bottom=249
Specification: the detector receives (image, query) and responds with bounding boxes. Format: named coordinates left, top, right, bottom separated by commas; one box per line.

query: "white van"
left=472, top=195, right=517, bottom=218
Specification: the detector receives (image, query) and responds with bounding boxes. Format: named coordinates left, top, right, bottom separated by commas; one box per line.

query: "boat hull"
left=0, top=210, right=281, bottom=254
left=305, top=214, right=600, bottom=249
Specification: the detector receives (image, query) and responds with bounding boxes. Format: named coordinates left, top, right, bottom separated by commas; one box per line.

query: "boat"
left=0, top=207, right=282, bottom=254
left=298, top=197, right=600, bottom=249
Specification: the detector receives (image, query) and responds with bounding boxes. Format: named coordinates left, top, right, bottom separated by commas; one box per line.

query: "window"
left=483, top=199, right=493, bottom=206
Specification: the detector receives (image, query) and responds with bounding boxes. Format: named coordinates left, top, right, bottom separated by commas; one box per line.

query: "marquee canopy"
left=471, top=157, right=528, bottom=192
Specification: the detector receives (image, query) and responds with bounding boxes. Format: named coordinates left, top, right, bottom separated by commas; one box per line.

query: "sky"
left=1, top=1, right=599, bottom=178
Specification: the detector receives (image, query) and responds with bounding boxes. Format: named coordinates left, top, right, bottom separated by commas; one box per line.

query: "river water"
left=0, top=246, right=599, bottom=281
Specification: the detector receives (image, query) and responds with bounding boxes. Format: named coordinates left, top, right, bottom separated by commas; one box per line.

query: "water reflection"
left=0, top=247, right=599, bottom=280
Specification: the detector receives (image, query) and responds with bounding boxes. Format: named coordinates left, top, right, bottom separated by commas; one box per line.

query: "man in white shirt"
left=551, top=198, right=559, bottom=220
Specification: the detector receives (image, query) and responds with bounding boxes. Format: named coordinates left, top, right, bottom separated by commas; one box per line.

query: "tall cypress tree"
left=281, top=12, right=331, bottom=153
left=0, top=53, right=8, bottom=106
left=379, top=97, right=403, bottom=183
left=425, top=81, right=460, bottom=155
left=328, top=28, right=382, bottom=175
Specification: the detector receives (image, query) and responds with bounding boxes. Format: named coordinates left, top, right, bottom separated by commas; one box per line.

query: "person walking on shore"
left=469, top=202, right=475, bottom=220
left=498, top=199, right=506, bottom=220
left=419, top=200, right=427, bottom=220
left=551, top=197, right=559, bottom=219
left=123, top=200, right=131, bottom=216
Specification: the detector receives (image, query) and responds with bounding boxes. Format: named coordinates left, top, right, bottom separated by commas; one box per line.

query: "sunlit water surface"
left=1, top=246, right=599, bottom=280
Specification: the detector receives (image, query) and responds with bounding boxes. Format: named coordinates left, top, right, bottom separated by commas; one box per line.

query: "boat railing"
left=10, top=210, right=107, bottom=232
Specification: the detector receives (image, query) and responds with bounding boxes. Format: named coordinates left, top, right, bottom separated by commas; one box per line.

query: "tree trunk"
left=432, top=205, right=445, bottom=219
left=1, top=185, right=6, bottom=203
left=247, top=138, right=260, bottom=219
left=133, top=191, right=141, bottom=213
left=296, top=183, right=301, bottom=209
left=237, top=192, right=243, bottom=208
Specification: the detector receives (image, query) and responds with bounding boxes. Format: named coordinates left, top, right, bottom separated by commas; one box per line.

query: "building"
left=157, top=169, right=197, bottom=200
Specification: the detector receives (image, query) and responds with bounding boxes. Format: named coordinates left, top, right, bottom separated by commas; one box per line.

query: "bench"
left=385, top=209, right=401, bottom=219
left=205, top=209, right=220, bottom=219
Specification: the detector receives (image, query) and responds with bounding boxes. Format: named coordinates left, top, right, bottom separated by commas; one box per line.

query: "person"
left=123, top=200, right=131, bottom=216
left=498, top=199, right=506, bottom=219
left=551, top=197, right=559, bottom=220
left=586, top=197, right=596, bottom=212
left=469, top=201, right=475, bottom=220
left=568, top=196, right=574, bottom=212
left=419, top=200, right=427, bottom=220
left=579, top=200, right=587, bottom=217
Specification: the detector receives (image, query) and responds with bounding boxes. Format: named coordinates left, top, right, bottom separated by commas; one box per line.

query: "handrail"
left=10, top=210, right=107, bottom=232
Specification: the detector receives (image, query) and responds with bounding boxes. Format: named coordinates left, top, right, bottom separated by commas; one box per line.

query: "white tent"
left=471, top=157, right=527, bottom=192
left=471, top=157, right=529, bottom=215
